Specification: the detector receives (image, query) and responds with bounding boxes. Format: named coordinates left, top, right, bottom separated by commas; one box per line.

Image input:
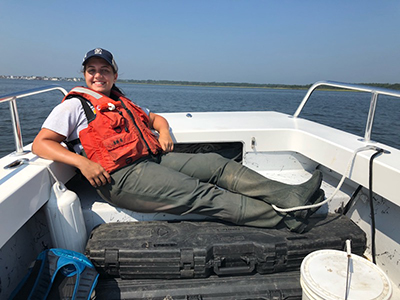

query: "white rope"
left=22, top=160, right=66, bottom=191
left=272, top=145, right=383, bottom=213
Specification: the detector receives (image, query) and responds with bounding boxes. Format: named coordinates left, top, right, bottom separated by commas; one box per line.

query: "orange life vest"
left=63, top=87, right=162, bottom=173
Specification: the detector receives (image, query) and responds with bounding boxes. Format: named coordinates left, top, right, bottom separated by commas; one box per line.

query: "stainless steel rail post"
left=362, top=92, right=378, bottom=143
left=9, top=97, right=24, bottom=154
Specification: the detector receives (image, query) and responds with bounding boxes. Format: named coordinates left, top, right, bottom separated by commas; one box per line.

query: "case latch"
left=274, top=243, right=288, bottom=272
left=180, top=248, right=194, bottom=278
left=104, top=249, right=120, bottom=276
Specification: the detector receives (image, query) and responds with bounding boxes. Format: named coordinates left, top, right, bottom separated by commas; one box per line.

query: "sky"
left=0, top=0, right=399, bottom=85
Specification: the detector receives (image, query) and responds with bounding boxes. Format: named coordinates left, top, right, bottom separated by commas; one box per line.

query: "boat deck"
left=1, top=110, right=399, bottom=246
left=1, top=81, right=400, bottom=298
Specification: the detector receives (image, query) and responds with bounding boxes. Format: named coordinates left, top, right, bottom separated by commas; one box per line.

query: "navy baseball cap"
left=82, top=48, right=118, bottom=72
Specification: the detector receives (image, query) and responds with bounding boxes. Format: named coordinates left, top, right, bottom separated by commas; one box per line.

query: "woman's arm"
left=149, top=112, right=174, bottom=152
left=32, top=128, right=111, bottom=187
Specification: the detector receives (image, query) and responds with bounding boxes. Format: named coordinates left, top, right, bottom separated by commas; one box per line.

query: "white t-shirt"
left=42, top=96, right=150, bottom=153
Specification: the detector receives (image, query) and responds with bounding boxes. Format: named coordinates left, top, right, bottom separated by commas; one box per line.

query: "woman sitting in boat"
left=32, top=48, right=324, bottom=233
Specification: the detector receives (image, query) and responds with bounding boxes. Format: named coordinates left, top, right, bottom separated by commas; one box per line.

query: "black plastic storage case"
left=95, top=271, right=303, bottom=300
left=85, top=213, right=366, bottom=280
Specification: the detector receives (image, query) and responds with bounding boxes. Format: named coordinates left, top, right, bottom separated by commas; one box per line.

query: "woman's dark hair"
left=111, top=84, right=125, bottom=96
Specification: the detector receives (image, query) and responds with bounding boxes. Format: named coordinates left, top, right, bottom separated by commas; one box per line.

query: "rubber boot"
left=282, top=189, right=325, bottom=233
left=235, top=195, right=285, bottom=228
left=217, top=161, right=323, bottom=218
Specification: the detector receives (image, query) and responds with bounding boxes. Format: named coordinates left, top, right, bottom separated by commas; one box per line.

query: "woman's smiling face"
left=84, top=57, right=118, bottom=96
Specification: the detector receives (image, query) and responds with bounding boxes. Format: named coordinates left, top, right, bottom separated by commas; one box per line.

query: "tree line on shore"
left=118, top=79, right=400, bottom=91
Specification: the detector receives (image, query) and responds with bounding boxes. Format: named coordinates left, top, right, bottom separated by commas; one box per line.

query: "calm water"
left=1, top=79, right=399, bottom=158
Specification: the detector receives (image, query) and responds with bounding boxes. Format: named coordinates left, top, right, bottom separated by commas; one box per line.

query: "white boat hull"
left=1, top=83, right=399, bottom=298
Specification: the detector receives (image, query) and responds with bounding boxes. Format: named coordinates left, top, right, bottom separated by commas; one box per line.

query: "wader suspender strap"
left=64, top=95, right=96, bottom=152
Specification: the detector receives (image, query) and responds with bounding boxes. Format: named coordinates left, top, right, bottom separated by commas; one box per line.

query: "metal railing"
left=2, top=81, right=400, bottom=155
left=0, top=85, right=68, bottom=155
left=293, top=80, right=400, bottom=143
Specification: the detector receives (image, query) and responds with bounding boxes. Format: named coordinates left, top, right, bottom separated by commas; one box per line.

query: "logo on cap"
left=94, top=48, right=103, bottom=55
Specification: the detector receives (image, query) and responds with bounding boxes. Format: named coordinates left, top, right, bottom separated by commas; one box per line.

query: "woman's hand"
left=78, top=159, right=111, bottom=187
left=158, top=131, right=174, bottom=152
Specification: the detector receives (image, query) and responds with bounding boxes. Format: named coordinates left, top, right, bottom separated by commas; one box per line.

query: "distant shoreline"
left=117, top=79, right=400, bottom=91
left=118, top=79, right=311, bottom=90
left=1, top=76, right=399, bottom=91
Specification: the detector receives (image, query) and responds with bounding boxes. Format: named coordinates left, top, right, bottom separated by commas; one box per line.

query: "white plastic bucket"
left=300, top=249, right=392, bottom=300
